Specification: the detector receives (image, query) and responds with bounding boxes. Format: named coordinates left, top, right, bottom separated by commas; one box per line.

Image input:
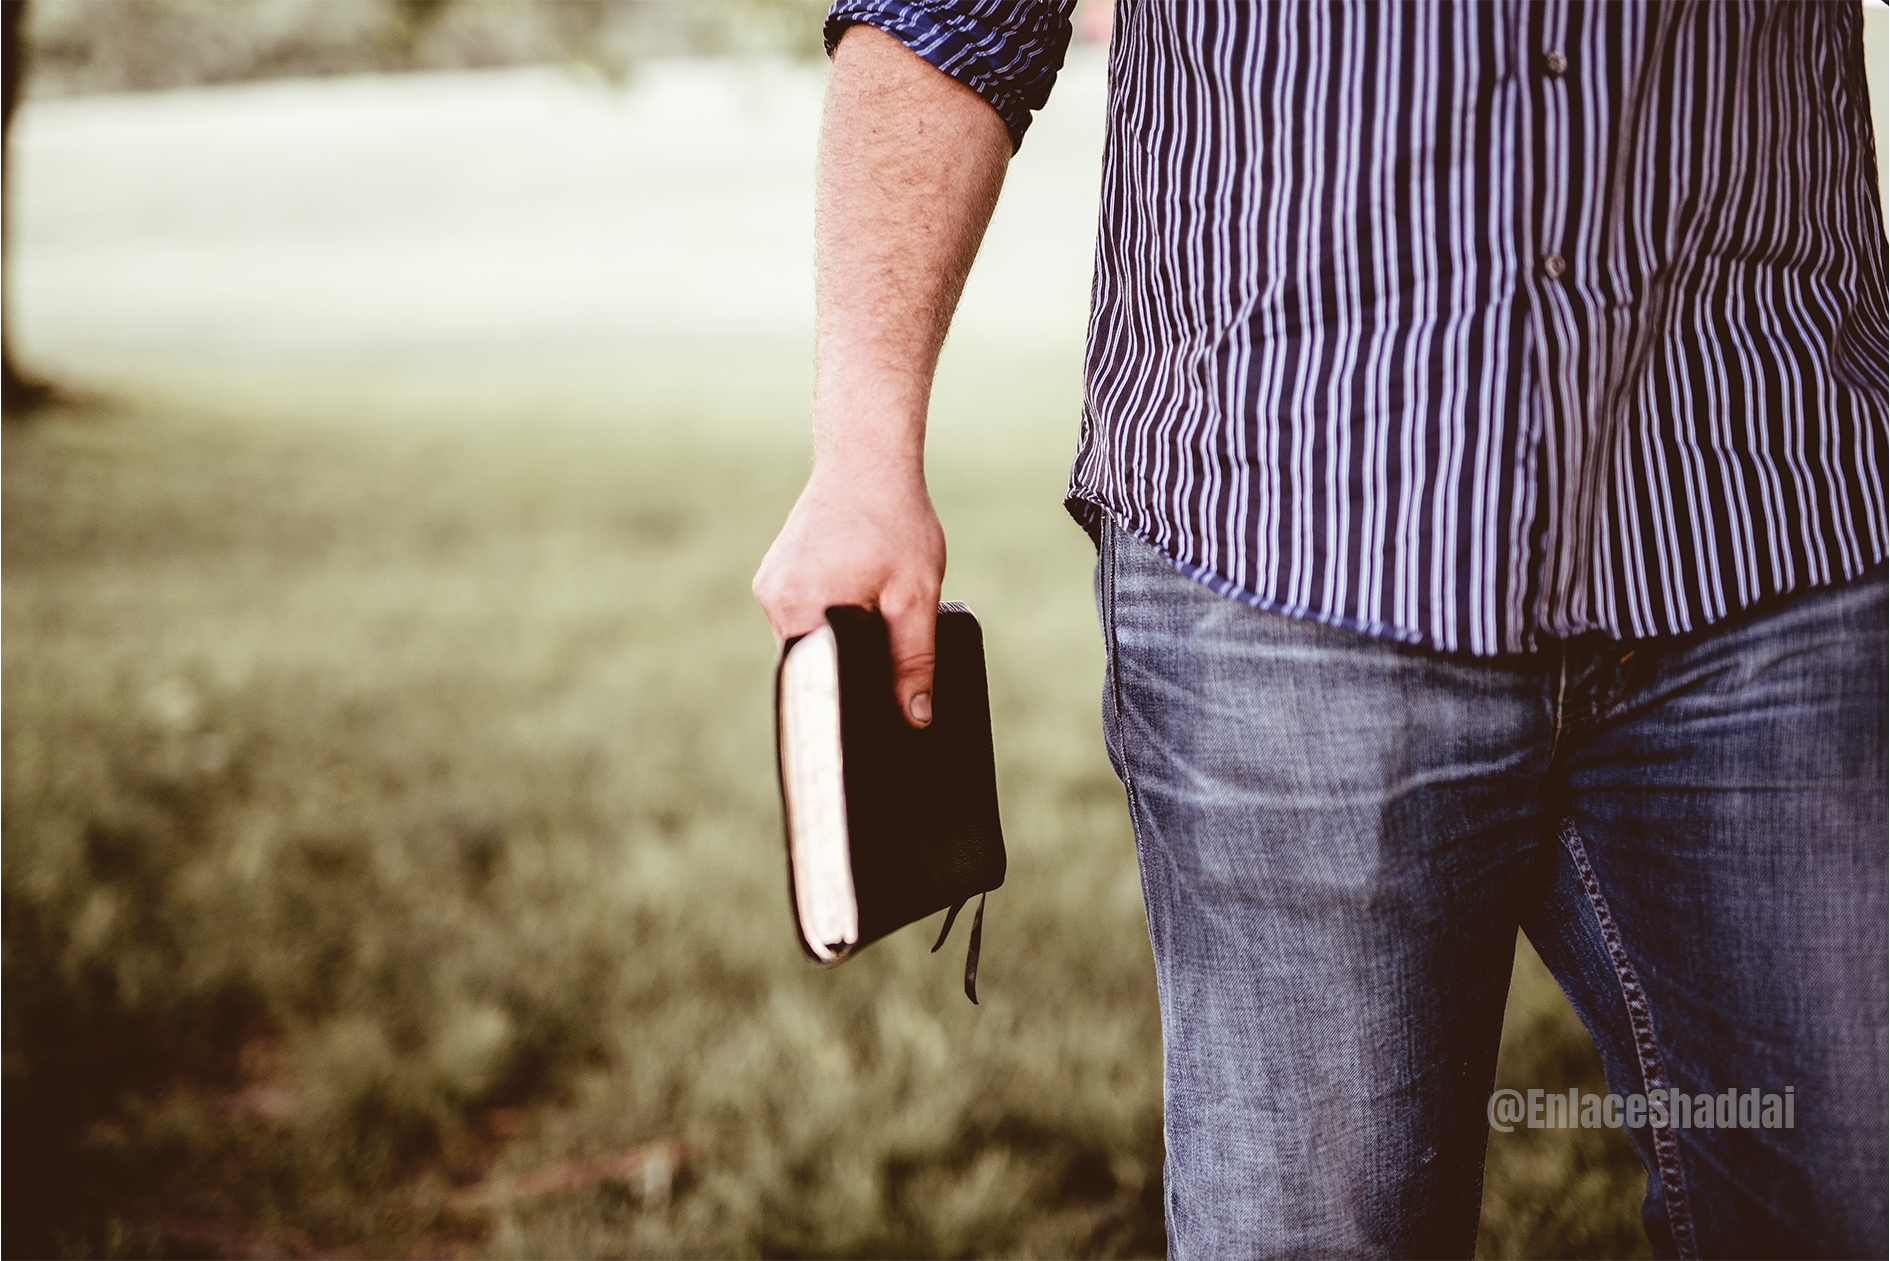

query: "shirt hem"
left=1065, top=490, right=1434, bottom=652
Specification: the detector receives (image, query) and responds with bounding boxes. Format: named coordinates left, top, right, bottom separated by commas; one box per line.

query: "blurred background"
left=8, top=2, right=1881, bottom=1257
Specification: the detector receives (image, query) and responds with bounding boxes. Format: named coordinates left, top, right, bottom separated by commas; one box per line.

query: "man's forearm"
left=812, top=24, right=1011, bottom=479
left=753, top=23, right=1012, bottom=727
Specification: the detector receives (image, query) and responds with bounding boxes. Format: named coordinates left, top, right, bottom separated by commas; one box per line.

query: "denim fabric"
left=1096, top=520, right=1887, bottom=1260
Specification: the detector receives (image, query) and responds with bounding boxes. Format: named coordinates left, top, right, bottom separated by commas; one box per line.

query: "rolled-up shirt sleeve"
left=824, top=1, right=1077, bottom=151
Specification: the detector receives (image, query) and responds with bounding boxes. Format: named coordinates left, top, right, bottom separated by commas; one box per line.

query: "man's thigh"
left=1097, top=522, right=1555, bottom=1259
left=1534, top=572, right=1889, bottom=1260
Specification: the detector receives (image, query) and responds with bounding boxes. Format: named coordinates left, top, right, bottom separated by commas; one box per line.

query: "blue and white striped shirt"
left=826, top=1, right=1889, bottom=655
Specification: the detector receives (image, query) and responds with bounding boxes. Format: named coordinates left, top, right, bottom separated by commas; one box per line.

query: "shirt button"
left=1543, top=253, right=1568, bottom=279
left=1543, top=49, right=1569, bottom=77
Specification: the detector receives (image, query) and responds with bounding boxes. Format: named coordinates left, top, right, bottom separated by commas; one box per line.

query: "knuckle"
left=893, top=649, right=937, bottom=675
left=880, top=586, right=939, bottom=619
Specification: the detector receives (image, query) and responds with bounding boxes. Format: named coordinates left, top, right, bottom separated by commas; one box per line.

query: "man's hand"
left=752, top=23, right=1010, bottom=727
left=753, top=461, right=946, bottom=725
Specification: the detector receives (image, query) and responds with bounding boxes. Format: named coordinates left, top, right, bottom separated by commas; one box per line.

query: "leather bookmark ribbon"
left=930, top=899, right=966, bottom=953
left=930, top=892, right=989, bottom=1004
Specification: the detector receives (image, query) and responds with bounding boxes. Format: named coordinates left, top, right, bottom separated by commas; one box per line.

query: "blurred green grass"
left=3, top=343, right=1644, bottom=1258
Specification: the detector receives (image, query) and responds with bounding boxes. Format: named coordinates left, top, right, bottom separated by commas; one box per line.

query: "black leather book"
left=775, top=602, right=1006, bottom=1001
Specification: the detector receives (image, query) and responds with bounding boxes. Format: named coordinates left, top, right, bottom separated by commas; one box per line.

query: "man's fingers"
left=758, top=594, right=823, bottom=650
left=883, top=599, right=939, bottom=729
left=752, top=557, right=834, bottom=649
left=755, top=561, right=941, bottom=730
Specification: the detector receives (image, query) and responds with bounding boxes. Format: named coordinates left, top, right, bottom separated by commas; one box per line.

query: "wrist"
left=809, top=405, right=929, bottom=486
left=802, top=452, right=931, bottom=508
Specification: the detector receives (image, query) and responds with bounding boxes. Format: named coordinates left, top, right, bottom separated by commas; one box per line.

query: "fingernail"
left=909, top=693, right=932, bottom=724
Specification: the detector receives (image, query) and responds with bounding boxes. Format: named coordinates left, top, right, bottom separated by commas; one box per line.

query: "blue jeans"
left=1096, top=521, right=1887, bottom=1260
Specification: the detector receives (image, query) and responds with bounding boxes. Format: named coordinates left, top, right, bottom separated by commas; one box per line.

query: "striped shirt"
left=826, top=1, right=1890, bottom=655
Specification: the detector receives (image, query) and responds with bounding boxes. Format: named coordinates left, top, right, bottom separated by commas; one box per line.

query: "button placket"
left=1538, top=16, right=1572, bottom=287
left=1524, top=4, right=1581, bottom=632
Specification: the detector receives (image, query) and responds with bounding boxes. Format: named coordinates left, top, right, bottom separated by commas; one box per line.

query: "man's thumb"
left=885, top=604, right=938, bottom=729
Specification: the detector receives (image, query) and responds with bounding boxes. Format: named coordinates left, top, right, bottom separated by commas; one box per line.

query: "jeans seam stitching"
left=1557, top=818, right=1699, bottom=1260
left=1104, top=523, right=1142, bottom=821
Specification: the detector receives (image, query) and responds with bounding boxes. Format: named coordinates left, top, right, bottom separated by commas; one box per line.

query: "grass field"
left=2, top=340, right=1647, bottom=1258
left=15, top=17, right=1890, bottom=1251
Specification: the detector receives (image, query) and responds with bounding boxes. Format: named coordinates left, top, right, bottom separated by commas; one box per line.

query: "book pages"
left=779, top=625, right=858, bottom=959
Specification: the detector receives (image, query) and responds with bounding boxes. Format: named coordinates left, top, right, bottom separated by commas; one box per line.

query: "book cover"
left=775, top=602, right=1006, bottom=1001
